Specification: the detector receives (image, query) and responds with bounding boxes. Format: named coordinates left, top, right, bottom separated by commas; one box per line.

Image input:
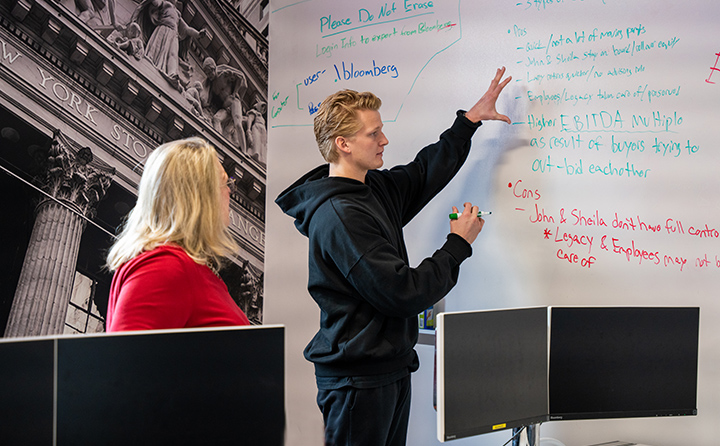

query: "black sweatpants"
left=316, top=375, right=412, bottom=446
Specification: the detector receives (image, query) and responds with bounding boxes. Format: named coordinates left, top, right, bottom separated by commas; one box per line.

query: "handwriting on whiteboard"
left=706, top=52, right=720, bottom=84
left=270, top=0, right=461, bottom=126
left=509, top=180, right=718, bottom=272
left=508, top=13, right=706, bottom=182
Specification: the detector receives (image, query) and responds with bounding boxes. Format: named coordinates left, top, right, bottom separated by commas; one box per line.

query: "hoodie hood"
left=275, top=165, right=368, bottom=237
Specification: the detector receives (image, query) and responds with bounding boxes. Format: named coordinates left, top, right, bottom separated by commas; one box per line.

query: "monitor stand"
left=512, top=423, right=540, bottom=446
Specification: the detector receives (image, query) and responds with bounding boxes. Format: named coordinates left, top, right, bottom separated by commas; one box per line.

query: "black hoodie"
left=275, top=111, right=480, bottom=380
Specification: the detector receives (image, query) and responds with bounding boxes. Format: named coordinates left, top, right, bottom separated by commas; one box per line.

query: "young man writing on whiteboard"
left=275, top=67, right=512, bottom=446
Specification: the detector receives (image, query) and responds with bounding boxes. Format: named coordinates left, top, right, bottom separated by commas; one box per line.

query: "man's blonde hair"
left=314, top=89, right=382, bottom=163
left=106, top=137, right=237, bottom=271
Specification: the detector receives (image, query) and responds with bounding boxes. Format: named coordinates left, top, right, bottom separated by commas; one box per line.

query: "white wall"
left=265, top=1, right=720, bottom=445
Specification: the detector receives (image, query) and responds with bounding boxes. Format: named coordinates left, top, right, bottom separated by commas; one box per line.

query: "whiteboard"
left=267, top=1, right=720, bottom=445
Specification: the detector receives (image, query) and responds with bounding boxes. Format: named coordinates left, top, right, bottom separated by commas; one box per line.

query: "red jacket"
left=107, top=244, right=250, bottom=331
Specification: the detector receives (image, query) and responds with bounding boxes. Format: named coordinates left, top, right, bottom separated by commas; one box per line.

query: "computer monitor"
left=0, top=325, right=285, bottom=446
left=0, top=338, right=55, bottom=445
left=436, top=307, right=549, bottom=442
left=436, top=306, right=699, bottom=443
left=548, top=306, right=699, bottom=421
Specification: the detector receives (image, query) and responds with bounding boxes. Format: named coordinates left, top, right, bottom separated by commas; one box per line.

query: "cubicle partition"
left=0, top=325, right=285, bottom=446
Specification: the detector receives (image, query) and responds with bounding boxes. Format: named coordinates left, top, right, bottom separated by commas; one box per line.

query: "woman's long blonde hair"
left=106, top=137, right=237, bottom=271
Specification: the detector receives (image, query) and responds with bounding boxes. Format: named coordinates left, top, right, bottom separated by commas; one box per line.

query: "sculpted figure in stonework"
left=184, top=81, right=209, bottom=122
left=107, top=22, right=145, bottom=60
left=246, top=99, right=267, bottom=164
left=75, top=0, right=117, bottom=29
left=131, top=0, right=208, bottom=90
left=201, top=57, right=249, bottom=153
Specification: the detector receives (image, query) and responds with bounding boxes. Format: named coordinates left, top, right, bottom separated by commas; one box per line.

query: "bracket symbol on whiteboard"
left=271, top=0, right=463, bottom=127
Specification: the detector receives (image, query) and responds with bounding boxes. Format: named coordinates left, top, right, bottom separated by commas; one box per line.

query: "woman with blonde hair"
left=106, top=137, right=250, bottom=331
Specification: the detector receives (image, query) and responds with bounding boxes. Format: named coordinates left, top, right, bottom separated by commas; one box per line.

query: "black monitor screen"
left=56, top=326, right=285, bottom=446
left=549, top=307, right=699, bottom=421
left=437, top=307, right=548, bottom=442
left=0, top=338, right=55, bottom=446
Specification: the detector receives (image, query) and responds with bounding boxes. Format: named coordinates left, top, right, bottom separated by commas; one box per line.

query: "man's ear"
left=334, top=136, right=352, bottom=155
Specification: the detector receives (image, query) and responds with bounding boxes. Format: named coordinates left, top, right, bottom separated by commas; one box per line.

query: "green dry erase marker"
left=449, top=211, right=492, bottom=220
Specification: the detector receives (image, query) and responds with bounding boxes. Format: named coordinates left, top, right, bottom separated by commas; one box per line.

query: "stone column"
left=4, top=131, right=114, bottom=337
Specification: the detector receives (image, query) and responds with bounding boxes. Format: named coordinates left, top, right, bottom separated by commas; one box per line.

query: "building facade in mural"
left=0, top=0, right=269, bottom=337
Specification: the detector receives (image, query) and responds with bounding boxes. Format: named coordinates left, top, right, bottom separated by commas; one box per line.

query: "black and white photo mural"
left=0, top=0, right=269, bottom=337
